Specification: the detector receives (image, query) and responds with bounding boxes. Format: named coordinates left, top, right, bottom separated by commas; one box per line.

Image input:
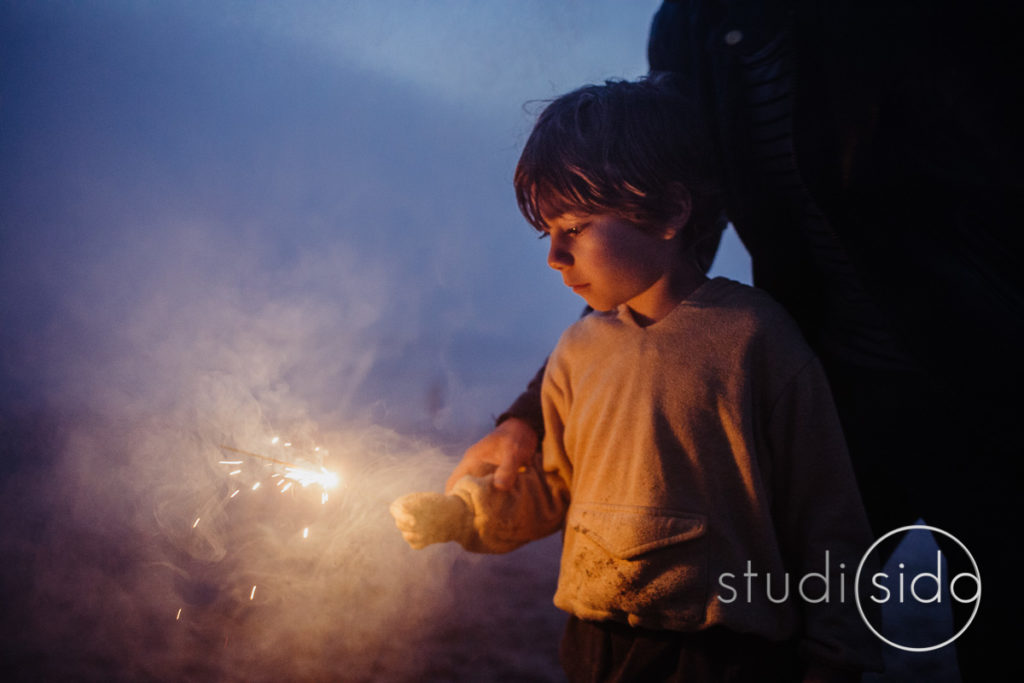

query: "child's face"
left=543, top=212, right=677, bottom=313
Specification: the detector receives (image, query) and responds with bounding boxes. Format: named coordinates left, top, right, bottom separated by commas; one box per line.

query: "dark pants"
left=559, top=617, right=800, bottom=683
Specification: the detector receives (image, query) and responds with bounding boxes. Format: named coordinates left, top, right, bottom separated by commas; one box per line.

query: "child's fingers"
left=390, top=493, right=442, bottom=546
left=391, top=505, right=428, bottom=549
left=391, top=491, right=449, bottom=519
left=390, top=492, right=465, bottom=549
left=401, top=531, right=429, bottom=550
left=389, top=498, right=413, bottom=524
left=389, top=503, right=421, bottom=538
left=392, top=513, right=416, bottom=533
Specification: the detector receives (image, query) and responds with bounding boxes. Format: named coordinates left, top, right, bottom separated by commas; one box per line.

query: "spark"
left=220, top=445, right=315, bottom=469
left=284, top=465, right=340, bottom=490
left=252, top=482, right=261, bottom=491
left=218, top=460, right=243, bottom=465
left=271, top=436, right=280, bottom=445
left=281, top=482, right=293, bottom=493
left=322, top=492, right=329, bottom=505
left=284, top=442, right=292, bottom=447
left=228, top=469, right=242, bottom=476
left=230, top=490, right=240, bottom=498
left=176, top=608, right=182, bottom=621
left=303, top=527, right=309, bottom=539
left=218, top=445, right=340, bottom=490
left=250, top=585, right=257, bottom=601
left=192, top=517, right=201, bottom=528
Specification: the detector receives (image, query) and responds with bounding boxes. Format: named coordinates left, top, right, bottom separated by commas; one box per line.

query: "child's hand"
left=389, top=492, right=470, bottom=549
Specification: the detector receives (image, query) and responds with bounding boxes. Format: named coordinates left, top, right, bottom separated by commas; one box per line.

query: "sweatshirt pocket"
left=560, top=503, right=709, bottom=627
left=568, top=503, right=706, bottom=559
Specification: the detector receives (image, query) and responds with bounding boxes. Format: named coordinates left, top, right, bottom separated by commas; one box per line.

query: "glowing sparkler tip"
left=282, top=465, right=340, bottom=490
left=322, top=469, right=340, bottom=489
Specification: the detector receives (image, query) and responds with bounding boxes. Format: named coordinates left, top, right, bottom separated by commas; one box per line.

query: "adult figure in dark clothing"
left=448, top=2, right=1023, bottom=679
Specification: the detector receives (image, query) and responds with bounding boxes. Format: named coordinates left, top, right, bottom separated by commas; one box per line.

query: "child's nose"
left=547, top=240, right=573, bottom=270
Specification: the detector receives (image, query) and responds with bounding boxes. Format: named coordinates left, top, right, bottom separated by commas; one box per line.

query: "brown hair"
left=514, top=75, right=722, bottom=249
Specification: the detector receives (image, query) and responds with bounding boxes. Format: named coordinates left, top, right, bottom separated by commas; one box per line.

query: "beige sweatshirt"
left=451, top=278, right=879, bottom=671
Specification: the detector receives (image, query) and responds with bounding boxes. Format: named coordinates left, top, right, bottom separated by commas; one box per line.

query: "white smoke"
left=0, top=1, right=741, bottom=680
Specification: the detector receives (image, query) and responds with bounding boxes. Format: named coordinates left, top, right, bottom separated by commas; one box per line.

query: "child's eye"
left=537, top=222, right=587, bottom=240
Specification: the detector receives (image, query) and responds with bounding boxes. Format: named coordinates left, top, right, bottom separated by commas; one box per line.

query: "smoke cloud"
left=0, top=1, right=749, bottom=680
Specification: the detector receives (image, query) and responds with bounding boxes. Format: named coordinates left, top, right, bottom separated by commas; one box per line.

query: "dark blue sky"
left=1, top=0, right=748, bottom=438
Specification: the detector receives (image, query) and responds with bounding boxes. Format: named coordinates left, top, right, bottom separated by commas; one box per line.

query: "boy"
left=391, top=78, right=879, bottom=682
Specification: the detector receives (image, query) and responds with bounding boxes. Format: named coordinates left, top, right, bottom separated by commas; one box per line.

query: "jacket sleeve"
left=495, top=361, right=547, bottom=441
left=764, top=356, right=883, bottom=672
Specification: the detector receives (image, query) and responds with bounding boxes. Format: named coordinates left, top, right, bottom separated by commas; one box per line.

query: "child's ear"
left=659, top=183, right=693, bottom=240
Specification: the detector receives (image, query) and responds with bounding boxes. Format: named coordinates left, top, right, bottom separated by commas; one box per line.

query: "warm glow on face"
left=544, top=212, right=680, bottom=318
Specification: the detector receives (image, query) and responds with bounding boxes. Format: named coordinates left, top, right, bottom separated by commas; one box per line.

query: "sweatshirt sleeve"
left=448, top=457, right=570, bottom=554
left=765, top=356, right=883, bottom=672
left=448, top=336, right=579, bottom=554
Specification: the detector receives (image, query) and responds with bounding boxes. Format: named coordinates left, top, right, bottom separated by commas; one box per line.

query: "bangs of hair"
left=514, top=77, right=722, bottom=236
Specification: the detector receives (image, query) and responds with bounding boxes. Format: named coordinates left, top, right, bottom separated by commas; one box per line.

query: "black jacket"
left=648, top=0, right=1024, bottom=441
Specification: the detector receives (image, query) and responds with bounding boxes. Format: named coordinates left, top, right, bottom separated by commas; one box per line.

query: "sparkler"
left=177, top=442, right=339, bottom=621
left=218, top=444, right=340, bottom=490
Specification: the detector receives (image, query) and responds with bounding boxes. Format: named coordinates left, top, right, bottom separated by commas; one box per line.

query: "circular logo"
left=854, top=525, right=981, bottom=652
